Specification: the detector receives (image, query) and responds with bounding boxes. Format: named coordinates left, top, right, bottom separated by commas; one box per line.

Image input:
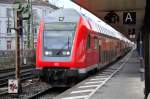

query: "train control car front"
left=36, top=9, right=89, bottom=86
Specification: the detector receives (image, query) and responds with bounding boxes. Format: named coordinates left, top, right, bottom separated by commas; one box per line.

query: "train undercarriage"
left=38, top=67, right=86, bottom=87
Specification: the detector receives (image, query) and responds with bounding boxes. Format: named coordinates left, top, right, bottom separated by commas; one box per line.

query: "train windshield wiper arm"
left=56, top=42, right=68, bottom=55
left=56, top=36, right=70, bottom=55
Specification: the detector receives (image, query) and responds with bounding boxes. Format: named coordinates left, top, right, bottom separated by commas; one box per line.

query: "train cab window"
left=43, top=22, right=76, bottom=57
left=87, top=35, right=91, bottom=49
left=94, top=37, right=98, bottom=49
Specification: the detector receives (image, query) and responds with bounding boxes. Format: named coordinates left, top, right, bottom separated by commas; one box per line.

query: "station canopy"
left=72, top=0, right=146, bottom=41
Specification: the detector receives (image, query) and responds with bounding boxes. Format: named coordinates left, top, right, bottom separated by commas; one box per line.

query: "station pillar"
left=144, top=32, right=150, bottom=99
left=142, top=0, right=150, bottom=98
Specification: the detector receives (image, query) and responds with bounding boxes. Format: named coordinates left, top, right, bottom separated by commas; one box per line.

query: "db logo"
left=54, top=63, right=59, bottom=66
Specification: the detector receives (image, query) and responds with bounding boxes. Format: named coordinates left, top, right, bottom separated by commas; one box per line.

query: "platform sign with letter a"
left=8, top=79, right=18, bottom=93
left=123, top=12, right=136, bottom=24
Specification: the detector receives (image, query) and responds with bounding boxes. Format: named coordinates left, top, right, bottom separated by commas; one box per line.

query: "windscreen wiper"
left=56, top=36, right=70, bottom=55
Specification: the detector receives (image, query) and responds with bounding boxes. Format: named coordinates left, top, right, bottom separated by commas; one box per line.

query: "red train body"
left=36, top=9, right=132, bottom=86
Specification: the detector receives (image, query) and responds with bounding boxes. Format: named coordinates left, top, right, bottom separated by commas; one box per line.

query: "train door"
left=98, top=39, right=101, bottom=70
left=99, top=45, right=101, bottom=63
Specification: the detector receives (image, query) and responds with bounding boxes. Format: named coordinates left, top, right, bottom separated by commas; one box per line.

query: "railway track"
left=0, top=81, right=62, bottom=99
left=0, top=65, right=67, bottom=98
left=0, top=65, right=35, bottom=87
left=28, top=87, right=52, bottom=99
left=27, top=86, right=68, bottom=99
left=0, top=65, right=34, bottom=73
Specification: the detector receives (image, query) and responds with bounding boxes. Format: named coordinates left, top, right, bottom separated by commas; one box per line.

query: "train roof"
left=44, top=9, right=81, bottom=23
left=44, top=8, right=131, bottom=42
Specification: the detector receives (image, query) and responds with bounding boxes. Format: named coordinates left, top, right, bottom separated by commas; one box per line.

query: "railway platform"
left=91, top=50, right=144, bottom=99
left=54, top=49, right=144, bottom=99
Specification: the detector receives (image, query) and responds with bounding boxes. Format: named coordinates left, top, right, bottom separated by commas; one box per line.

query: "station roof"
left=72, top=0, right=146, bottom=41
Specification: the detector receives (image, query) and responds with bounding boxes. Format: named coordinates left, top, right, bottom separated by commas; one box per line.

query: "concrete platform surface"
left=91, top=51, right=144, bottom=99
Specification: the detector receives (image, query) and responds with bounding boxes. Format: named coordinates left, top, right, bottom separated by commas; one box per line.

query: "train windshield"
left=43, top=22, right=76, bottom=51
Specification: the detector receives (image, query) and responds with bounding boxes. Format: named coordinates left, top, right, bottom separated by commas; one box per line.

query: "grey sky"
left=49, top=0, right=79, bottom=8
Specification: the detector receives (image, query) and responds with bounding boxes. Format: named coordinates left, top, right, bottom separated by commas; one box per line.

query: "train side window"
left=87, top=35, right=91, bottom=48
left=94, top=37, right=98, bottom=49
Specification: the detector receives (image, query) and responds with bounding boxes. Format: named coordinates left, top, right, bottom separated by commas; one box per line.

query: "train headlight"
left=66, top=51, right=70, bottom=55
left=62, top=51, right=70, bottom=56
left=45, top=51, right=49, bottom=55
left=45, top=51, right=52, bottom=56
left=62, top=51, right=67, bottom=55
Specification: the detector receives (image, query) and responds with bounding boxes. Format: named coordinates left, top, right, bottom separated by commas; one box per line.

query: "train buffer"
left=54, top=50, right=144, bottom=99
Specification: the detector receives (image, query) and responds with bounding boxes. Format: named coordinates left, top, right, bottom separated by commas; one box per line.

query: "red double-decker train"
left=36, top=9, right=132, bottom=86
